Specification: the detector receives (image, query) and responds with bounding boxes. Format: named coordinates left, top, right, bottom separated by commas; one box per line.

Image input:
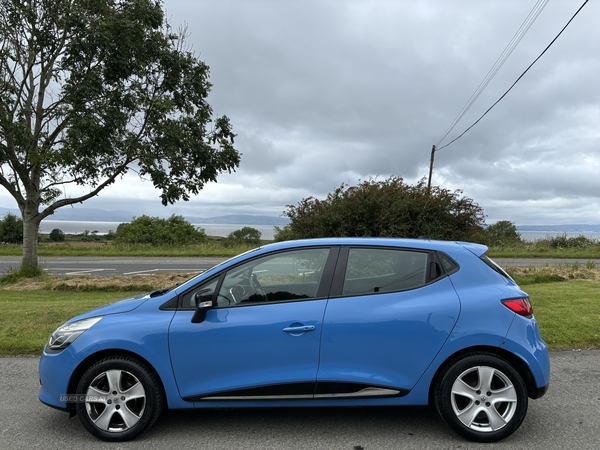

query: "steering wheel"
left=229, top=271, right=268, bottom=304
left=249, top=273, right=268, bottom=302
left=229, top=284, right=246, bottom=304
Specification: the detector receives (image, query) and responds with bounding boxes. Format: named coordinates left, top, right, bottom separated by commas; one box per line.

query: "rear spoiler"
left=457, top=241, right=488, bottom=257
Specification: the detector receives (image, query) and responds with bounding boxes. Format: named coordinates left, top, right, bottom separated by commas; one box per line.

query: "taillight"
left=502, top=297, right=533, bottom=318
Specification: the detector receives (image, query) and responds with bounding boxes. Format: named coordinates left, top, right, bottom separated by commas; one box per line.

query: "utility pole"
left=427, top=144, right=436, bottom=190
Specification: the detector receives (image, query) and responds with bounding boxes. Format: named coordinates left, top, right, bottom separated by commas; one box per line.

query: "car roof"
left=254, top=237, right=488, bottom=256
left=174, top=237, right=488, bottom=293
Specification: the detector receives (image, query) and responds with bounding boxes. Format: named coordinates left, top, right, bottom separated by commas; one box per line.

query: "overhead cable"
left=436, top=0, right=549, bottom=147
left=437, top=0, right=590, bottom=151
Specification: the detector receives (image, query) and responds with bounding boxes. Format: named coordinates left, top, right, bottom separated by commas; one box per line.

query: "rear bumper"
left=501, top=314, right=551, bottom=397
left=528, top=382, right=549, bottom=399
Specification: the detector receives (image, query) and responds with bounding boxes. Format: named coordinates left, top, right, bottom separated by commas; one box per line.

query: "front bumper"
left=38, top=345, right=79, bottom=410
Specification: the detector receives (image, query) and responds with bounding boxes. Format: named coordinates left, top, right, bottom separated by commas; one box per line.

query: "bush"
left=114, top=215, right=207, bottom=245
left=275, top=176, right=485, bottom=241
left=49, top=228, right=66, bottom=242
left=224, top=227, right=262, bottom=246
left=546, top=234, right=596, bottom=249
left=0, top=212, right=23, bottom=243
left=478, top=221, right=522, bottom=247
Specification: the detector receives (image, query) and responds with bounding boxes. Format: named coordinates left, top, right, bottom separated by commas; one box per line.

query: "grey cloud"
left=5, top=0, right=600, bottom=226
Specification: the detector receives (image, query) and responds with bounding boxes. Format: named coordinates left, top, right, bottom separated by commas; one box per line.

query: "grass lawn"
left=1, top=278, right=599, bottom=355
left=0, top=291, right=139, bottom=355
left=526, top=281, right=600, bottom=349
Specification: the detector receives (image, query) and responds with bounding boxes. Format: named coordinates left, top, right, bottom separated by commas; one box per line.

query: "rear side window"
left=342, top=248, right=429, bottom=296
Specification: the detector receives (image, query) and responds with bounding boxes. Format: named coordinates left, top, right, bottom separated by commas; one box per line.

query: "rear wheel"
left=75, top=355, right=163, bottom=441
left=435, top=353, right=528, bottom=442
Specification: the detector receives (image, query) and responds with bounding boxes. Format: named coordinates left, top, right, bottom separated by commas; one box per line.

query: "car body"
left=39, top=238, right=550, bottom=442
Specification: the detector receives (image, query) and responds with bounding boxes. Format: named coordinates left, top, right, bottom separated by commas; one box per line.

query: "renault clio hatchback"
left=39, top=238, right=550, bottom=442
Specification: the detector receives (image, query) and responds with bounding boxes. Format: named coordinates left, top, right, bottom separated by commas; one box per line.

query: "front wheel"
left=435, top=353, right=528, bottom=442
left=75, top=355, right=163, bottom=441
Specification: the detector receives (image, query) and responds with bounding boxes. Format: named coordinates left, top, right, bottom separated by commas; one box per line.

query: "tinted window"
left=342, top=248, right=429, bottom=296
left=440, top=253, right=459, bottom=275
left=218, top=248, right=330, bottom=306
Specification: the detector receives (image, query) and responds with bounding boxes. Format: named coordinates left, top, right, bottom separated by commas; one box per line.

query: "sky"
left=2, top=0, right=600, bottom=225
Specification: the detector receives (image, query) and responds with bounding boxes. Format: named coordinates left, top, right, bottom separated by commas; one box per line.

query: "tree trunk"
left=21, top=204, right=41, bottom=270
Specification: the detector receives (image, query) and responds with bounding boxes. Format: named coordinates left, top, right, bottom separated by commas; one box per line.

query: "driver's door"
left=168, top=247, right=334, bottom=403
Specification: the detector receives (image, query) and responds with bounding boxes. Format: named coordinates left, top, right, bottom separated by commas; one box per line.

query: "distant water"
left=37, top=221, right=600, bottom=243
left=39, top=220, right=278, bottom=240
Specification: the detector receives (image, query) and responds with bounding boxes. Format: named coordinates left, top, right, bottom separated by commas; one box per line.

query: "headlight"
left=48, top=317, right=103, bottom=351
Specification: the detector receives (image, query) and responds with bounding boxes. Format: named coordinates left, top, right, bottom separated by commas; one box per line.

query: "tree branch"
left=39, top=163, right=132, bottom=221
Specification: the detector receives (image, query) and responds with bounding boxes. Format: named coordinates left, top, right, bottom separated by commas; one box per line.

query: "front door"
left=169, top=247, right=333, bottom=402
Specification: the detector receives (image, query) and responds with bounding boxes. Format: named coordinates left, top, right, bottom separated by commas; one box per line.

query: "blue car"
left=39, top=238, right=549, bottom=442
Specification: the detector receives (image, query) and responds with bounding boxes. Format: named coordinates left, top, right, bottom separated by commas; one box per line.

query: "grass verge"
left=527, top=281, right=600, bottom=349
left=0, top=240, right=260, bottom=258
left=1, top=270, right=598, bottom=355
left=0, top=291, right=143, bottom=355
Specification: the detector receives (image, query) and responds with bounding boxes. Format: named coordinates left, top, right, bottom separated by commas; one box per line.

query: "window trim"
left=479, top=254, right=514, bottom=282
left=177, top=246, right=340, bottom=310
left=329, top=245, right=444, bottom=298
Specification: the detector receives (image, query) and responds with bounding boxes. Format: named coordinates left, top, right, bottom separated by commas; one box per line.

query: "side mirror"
left=191, top=288, right=214, bottom=323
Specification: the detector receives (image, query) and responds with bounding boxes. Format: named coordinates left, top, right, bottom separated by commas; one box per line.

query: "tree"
left=114, top=214, right=206, bottom=245
left=0, top=212, right=23, bottom=243
left=479, top=220, right=522, bottom=247
left=224, top=226, right=262, bottom=246
left=0, top=0, right=240, bottom=269
left=275, top=176, right=485, bottom=241
left=49, top=227, right=65, bottom=241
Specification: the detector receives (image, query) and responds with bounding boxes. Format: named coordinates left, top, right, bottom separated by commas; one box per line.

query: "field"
left=1, top=265, right=599, bottom=355
left=1, top=231, right=600, bottom=258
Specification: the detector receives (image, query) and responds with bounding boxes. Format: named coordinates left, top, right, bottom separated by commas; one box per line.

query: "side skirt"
left=183, top=382, right=409, bottom=402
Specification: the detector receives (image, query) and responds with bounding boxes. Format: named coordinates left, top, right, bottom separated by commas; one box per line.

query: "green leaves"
left=276, top=176, right=486, bottom=241
left=114, top=215, right=207, bottom=246
left=0, top=0, right=240, bottom=268
left=1, top=0, right=240, bottom=206
left=0, top=213, right=24, bottom=243
left=224, top=227, right=262, bottom=247
left=479, top=220, right=522, bottom=247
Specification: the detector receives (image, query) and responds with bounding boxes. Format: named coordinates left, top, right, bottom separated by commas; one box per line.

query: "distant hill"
left=185, top=214, right=289, bottom=225
left=0, top=206, right=135, bottom=223
left=517, top=224, right=600, bottom=233
left=0, top=207, right=288, bottom=226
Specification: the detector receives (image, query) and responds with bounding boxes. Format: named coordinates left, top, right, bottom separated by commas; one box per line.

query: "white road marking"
left=64, top=269, right=107, bottom=275
left=123, top=269, right=159, bottom=275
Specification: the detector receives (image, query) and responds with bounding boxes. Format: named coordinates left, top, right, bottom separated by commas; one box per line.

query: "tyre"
left=435, top=353, right=528, bottom=442
left=75, top=355, right=163, bottom=441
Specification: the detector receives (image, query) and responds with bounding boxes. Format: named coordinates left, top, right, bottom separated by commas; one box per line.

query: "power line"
left=435, top=0, right=549, bottom=148
left=436, top=0, right=590, bottom=152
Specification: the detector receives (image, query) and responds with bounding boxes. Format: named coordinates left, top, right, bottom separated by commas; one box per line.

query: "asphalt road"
left=2, top=256, right=599, bottom=278
left=0, top=256, right=228, bottom=277
left=1, top=350, right=599, bottom=449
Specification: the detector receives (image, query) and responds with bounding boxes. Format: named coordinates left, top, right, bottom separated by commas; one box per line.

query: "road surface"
left=2, top=256, right=599, bottom=277
left=1, top=350, right=599, bottom=449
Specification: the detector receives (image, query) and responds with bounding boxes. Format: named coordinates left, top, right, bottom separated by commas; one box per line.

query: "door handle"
left=282, top=325, right=315, bottom=333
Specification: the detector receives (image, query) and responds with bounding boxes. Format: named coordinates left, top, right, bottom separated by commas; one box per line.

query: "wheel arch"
left=66, top=349, right=166, bottom=414
left=428, top=345, right=537, bottom=404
